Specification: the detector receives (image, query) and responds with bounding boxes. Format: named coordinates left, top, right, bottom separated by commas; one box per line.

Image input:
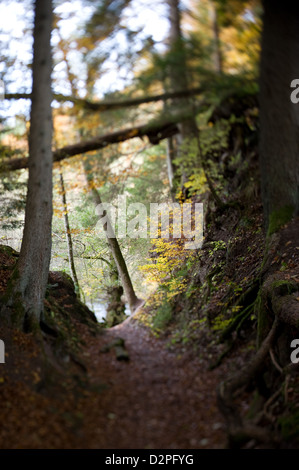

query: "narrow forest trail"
left=81, top=319, right=228, bottom=449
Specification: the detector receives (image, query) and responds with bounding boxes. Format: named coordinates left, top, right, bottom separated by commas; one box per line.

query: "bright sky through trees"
left=0, top=0, right=189, bottom=100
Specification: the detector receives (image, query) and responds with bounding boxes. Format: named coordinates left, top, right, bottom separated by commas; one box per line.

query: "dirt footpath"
left=82, top=319, right=227, bottom=449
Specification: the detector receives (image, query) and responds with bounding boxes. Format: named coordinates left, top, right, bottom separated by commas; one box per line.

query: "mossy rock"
left=267, top=205, right=294, bottom=236
left=106, top=307, right=127, bottom=328
left=271, top=279, right=298, bottom=297
left=47, top=271, right=76, bottom=296
left=45, top=270, right=98, bottom=332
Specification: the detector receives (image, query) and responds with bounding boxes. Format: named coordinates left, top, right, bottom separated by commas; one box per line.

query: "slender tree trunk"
left=259, top=0, right=299, bottom=233
left=166, top=0, right=197, bottom=136
left=166, top=0, right=198, bottom=195
left=58, top=165, right=81, bottom=297
left=210, top=1, right=223, bottom=74
left=166, top=136, right=175, bottom=197
left=82, top=160, right=143, bottom=313
left=1, top=0, right=53, bottom=329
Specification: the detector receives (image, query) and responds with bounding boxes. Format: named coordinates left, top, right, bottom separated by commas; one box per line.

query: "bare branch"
left=4, top=87, right=204, bottom=112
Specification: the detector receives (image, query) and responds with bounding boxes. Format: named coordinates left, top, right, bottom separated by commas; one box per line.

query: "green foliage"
left=211, top=313, right=232, bottom=332
left=152, top=301, right=173, bottom=332
left=208, top=240, right=227, bottom=256
left=199, top=118, right=231, bottom=157
left=125, top=144, right=169, bottom=207
left=74, top=196, right=99, bottom=229
left=171, top=116, right=231, bottom=198
left=185, top=282, right=197, bottom=299
left=166, top=316, right=209, bottom=348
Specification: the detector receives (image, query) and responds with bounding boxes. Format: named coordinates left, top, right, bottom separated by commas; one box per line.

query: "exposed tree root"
left=218, top=261, right=299, bottom=448
left=217, top=317, right=281, bottom=447
left=209, top=281, right=259, bottom=371
left=209, top=340, right=234, bottom=370
left=261, top=275, right=299, bottom=328
left=269, top=347, right=283, bottom=374
left=210, top=303, right=255, bottom=370
left=219, top=301, right=255, bottom=343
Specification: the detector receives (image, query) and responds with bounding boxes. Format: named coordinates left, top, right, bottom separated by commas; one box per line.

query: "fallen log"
left=0, top=120, right=179, bottom=172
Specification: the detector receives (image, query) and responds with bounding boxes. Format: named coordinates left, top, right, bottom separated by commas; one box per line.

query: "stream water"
left=86, top=300, right=131, bottom=323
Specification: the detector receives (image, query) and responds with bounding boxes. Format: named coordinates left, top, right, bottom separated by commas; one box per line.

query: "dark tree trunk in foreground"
left=218, top=1, right=299, bottom=445
left=259, top=0, right=299, bottom=233
left=0, top=0, right=53, bottom=329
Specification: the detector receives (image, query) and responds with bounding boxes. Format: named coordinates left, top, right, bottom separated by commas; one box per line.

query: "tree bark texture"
left=259, top=0, right=299, bottom=232
left=1, top=0, right=53, bottom=328
left=210, top=1, right=223, bottom=74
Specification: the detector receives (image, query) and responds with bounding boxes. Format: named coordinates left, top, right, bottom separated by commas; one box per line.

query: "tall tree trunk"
left=167, top=0, right=197, bottom=136
left=259, top=0, right=299, bottom=233
left=257, top=0, right=299, bottom=359
left=218, top=4, right=299, bottom=435
left=82, top=160, right=143, bottom=313
left=1, top=0, right=53, bottom=329
left=210, top=1, right=223, bottom=74
left=58, top=165, right=81, bottom=298
left=166, top=0, right=198, bottom=196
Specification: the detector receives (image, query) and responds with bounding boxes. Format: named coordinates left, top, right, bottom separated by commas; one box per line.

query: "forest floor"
left=0, top=244, right=230, bottom=449
left=1, top=213, right=299, bottom=449
left=0, top=199, right=298, bottom=448
left=0, top=313, right=229, bottom=449
left=80, top=318, right=228, bottom=449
